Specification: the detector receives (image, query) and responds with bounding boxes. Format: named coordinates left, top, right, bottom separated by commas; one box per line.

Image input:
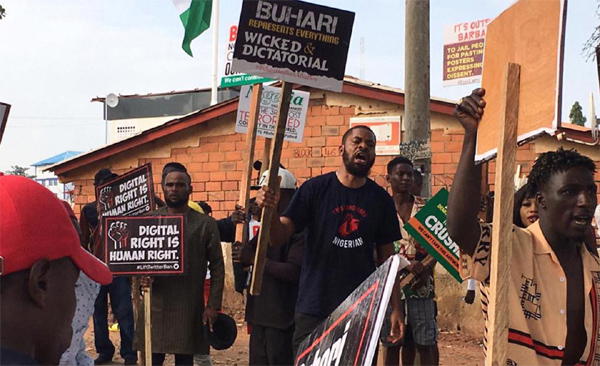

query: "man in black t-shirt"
left=256, top=125, right=404, bottom=354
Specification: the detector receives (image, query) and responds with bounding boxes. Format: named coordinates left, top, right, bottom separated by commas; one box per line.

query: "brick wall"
left=69, top=105, right=600, bottom=220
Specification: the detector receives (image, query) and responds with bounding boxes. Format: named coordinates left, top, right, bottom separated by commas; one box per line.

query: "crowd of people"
left=1, top=88, right=599, bottom=366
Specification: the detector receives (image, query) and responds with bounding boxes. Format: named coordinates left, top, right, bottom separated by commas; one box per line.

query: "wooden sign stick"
left=143, top=285, right=152, bottom=366
left=250, top=81, right=293, bottom=295
left=261, top=137, right=272, bottom=175
left=235, top=84, right=263, bottom=245
left=486, top=62, right=520, bottom=366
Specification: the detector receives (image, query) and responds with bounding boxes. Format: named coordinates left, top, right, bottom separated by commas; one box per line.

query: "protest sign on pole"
left=476, top=0, right=565, bottom=161
left=404, top=188, right=462, bottom=283
left=295, top=255, right=405, bottom=366
left=235, top=84, right=262, bottom=245
left=95, top=164, right=155, bottom=218
left=221, top=25, right=273, bottom=88
left=250, top=82, right=293, bottom=295
left=443, top=19, right=490, bottom=87
left=102, top=216, right=185, bottom=275
left=232, top=0, right=355, bottom=92
left=236, top=84, right=310, bottom=143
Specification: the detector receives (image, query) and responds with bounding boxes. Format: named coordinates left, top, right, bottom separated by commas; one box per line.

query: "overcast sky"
left=0, top=0, right=597, bottom=173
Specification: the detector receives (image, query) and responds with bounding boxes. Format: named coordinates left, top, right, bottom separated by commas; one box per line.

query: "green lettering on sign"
left=404, top=188, right=463, bottom=283
left=220, top=74, right=273, bottom=88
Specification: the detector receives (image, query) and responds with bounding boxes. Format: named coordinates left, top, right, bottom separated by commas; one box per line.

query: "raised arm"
left=447, top=88, right=487, bottom=256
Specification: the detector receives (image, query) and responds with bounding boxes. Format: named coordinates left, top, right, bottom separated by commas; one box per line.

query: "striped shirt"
left=463, top=221, right=600, bottom=365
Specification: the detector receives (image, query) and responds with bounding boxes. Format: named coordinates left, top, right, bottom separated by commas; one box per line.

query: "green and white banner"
left=404, top=188, right=463, bottom=282
left=173, top=0, right=212, bottom=57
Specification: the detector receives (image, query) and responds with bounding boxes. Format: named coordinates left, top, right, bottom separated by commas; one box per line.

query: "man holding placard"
left=448, top=89, right=599, bottom=365
left=256, top=126, right=404, bottom=353
left=138, top=162, right=225, bottom=365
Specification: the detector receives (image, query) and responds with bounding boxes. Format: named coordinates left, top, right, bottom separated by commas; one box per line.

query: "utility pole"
left=404, top=0, right=431, bottom=196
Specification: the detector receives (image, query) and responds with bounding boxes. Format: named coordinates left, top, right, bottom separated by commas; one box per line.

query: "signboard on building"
left=443, top=18, right=490, bottom=86
left=404, top=188, right=462, bottom=283
left=221, top=25, right=273, bottom=88
left=232, top=0, right=355, bottom=92
left=349, top=116, right=401, bottom=155
left=96, top=164, right=155, bottom=218
left=295, top=255, right=400, bottom=366
left=103, top=216, right=184, bottom=275
left=236, top=84, right=310, bottom=142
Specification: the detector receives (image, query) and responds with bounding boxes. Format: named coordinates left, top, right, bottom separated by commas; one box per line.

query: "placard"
left=221, top=24, right=273, bottom=88
left=103, top=216, right=184, bottom=275
left=236, top=84, right=309, bottom=142
left=476, top=0, right=565, bottom=161
left=404, top=188, right=463, bottom=283
left=232, top=0, right=355, bottom=92
left=96, top=164, right=155, bottom=218
left=443, top=18, right=490, bottom=86
left=295, top=256, right=400, bottom=366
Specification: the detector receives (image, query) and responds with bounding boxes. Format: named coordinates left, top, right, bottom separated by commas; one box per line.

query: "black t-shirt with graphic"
left=283, top=172, right=401, bottom=317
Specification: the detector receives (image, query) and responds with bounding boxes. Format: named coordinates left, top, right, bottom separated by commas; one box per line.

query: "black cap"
left=205, top=313, right=237, bottom=350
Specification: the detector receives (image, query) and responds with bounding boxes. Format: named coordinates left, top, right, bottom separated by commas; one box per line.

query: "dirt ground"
left=83, top=307, right=484, bottom=365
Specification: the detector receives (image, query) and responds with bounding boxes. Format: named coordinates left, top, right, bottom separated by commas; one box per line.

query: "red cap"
left=0, top=175, right=112, bottom=285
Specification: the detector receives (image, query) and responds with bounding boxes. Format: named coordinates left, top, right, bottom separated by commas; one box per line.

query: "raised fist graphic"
left=108, top=221, right=129, bottom=250
left=99, top=186, right=115, bottom=211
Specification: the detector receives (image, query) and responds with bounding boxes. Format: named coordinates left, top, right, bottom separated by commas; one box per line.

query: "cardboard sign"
left=295, top=256, right=400, bottom=366
left=103, top=216, right=184, bottom=275
left=0, top=102, right=10, bottom=145
left=476, top=0, right=565, bottom=161
left=96, top=164, right=155, bottom=218
left=236, top=84, right=309, bottom=142
left=349, top=116, right=401, bottom=155
left=404, top=188, right=463, bottom=283
left=232, top=0, right=355, bottom=92
left=221, top=24, right=273, bottom=88
left=443, top=18, right=490, bottom=86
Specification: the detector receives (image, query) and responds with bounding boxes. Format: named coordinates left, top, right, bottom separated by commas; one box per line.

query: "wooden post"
left=250, top=81, right=293, bottom=295
left=261, top=138, right=272, bottom=175
left=235, top=84, right=263, bottom=244
left=486, top=62, right=520, bottom=366
left=144, top=286, right=152, bottom=366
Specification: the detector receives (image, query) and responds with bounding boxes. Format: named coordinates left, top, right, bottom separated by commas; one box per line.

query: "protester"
left=58, top=201, right=102, bottom=366
left=465, top=183, right=538, bottom=304
left=0, top=174, right=112, bottom=365
left=383, top=156, right=438, bottom=366
left=83, top=168, right=137, bottom=365
left=448, top=88, right=599, bottom=365
left=256, top=125, right=404, bottom=354
left=241, top=168, right=304, bottom=366
left=138, top=162, right=225, bottom=366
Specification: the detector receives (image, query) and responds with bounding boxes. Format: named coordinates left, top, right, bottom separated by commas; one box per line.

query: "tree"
left=569, top=101, right=587, bottom=126
left=0, top=5, right=5, bottom=20
left=7, top=165, right=34, bottom=178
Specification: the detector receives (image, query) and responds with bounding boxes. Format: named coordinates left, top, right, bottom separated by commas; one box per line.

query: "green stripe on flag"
left=180, top=0, right=212, bottom=57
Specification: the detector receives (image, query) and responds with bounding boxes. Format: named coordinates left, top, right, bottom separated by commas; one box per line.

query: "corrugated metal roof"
left=32, top=151, right=82, bottom=166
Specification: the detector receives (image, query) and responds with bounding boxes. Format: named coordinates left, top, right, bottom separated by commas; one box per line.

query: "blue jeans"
left=93, top=276, right=137, bottom=361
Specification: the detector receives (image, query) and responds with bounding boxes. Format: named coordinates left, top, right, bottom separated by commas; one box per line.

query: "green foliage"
left=569, top=101, right=587, bottom=126
left=7, top=165, right=34, bottom=178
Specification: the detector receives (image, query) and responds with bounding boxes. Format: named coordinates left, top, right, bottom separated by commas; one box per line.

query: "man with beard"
left=138, top=162, right=225, bottom=366
left=448, top=89, right=599, bottom=365
left=256, top=125, right=404, bottom=354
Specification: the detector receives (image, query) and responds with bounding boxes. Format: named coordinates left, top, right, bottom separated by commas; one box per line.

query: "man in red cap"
left=0, top=174, right=112, bottom=365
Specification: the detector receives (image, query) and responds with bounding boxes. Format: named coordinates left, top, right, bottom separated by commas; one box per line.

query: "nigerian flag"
left=173, top=0, right=212, bottom=57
